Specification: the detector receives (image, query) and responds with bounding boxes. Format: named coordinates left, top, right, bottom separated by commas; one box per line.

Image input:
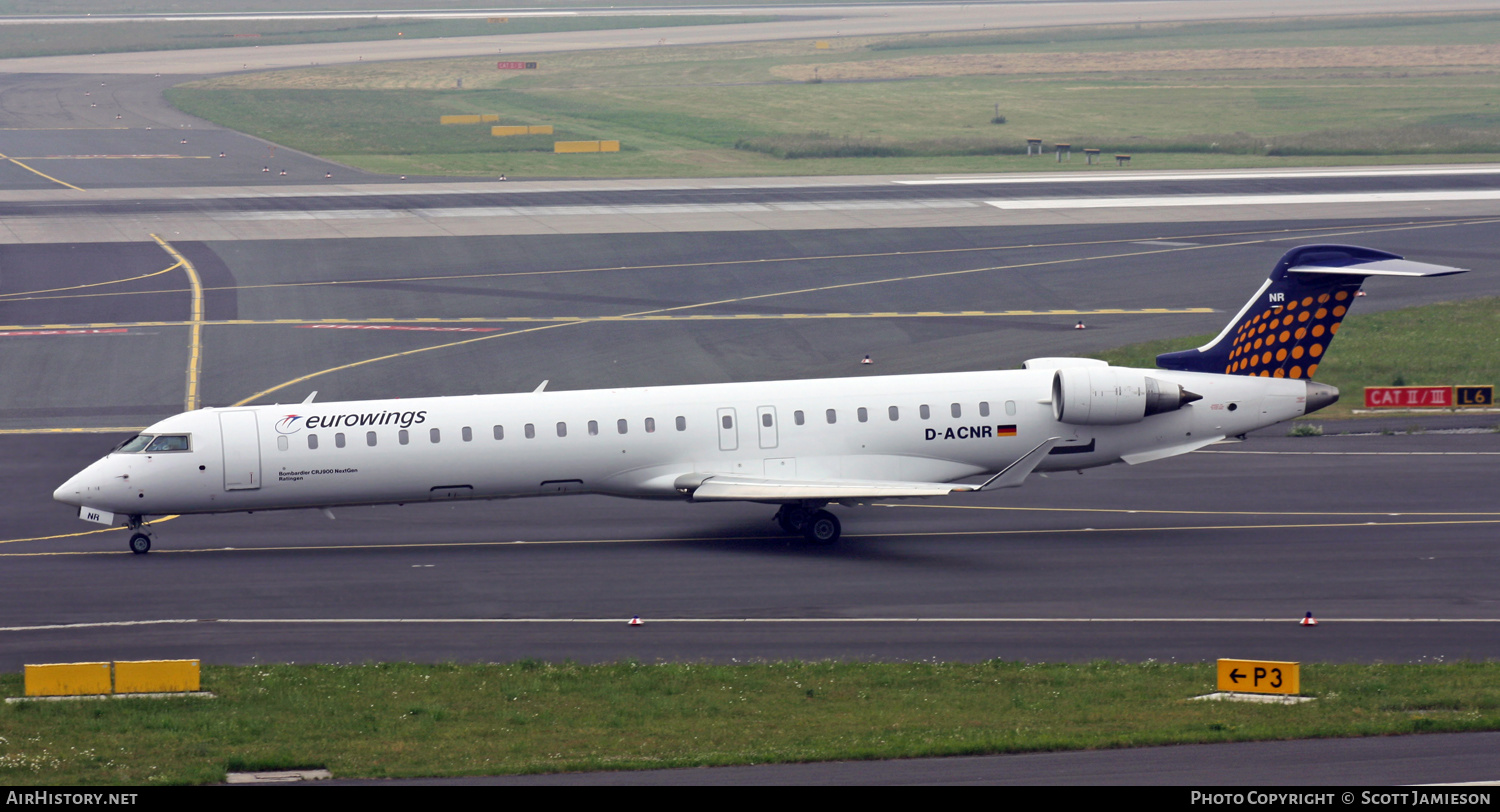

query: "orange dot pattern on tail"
left=1223, top=288, right=1353, bottom=378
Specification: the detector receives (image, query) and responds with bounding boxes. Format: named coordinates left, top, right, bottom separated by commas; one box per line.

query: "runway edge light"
left=1301, top=612, right=1318, bottom=627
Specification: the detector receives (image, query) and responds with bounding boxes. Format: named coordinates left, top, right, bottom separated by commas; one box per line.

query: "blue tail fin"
left=1155, top=245, right=1465, bottom=379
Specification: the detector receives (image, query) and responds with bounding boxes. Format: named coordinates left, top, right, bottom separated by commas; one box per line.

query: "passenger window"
left=826, top=409, right=837, bottom=424
left=980, top=401, right=990, bottom=417
left=525, top=423, right=536, bottom=439
left=857, top=407, right=868, bottom=423
left=794, top=410, right=805, bottom=426
left=721, top=415, right=733, bottom=430
left=617, top=419, right=628, bottom=435
left=888, top=406, right=899, bottom=421
left=1005, top=400, right=1017, bottom=416
left=645, top=417, right=656, bottom=433
left=430, top=428, right=441, bottom=444
left=676, top=416, right=686, bottom=431
left=308, top=434, right=319, bottom=450
left=462, top=426, right=473, bottom=442
left=366, top=431, right=377, bottom=447
left=335, top=433, right=346, bottom=449
left=493, top=425, right=504, bottom=440
left=557, top=422, right=567, bottom=438
left=762, top=413, right=773, bottom=427
left=951, top=403, right=962, bottom=418
left=920, top=405, right=931, bottom=420
left=399, top=430, right=409, bottom=445
left=588, top=420, right=599, bottom=436
left=145, top=435, right=189, bottom=452
left=277, top=436, right=289, bottom=452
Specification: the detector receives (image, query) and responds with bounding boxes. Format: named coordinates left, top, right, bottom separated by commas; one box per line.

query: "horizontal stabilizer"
left=1289, top=258, right=1467, bottom=277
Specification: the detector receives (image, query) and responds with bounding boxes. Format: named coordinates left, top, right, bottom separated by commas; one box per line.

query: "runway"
left=0, top=1, right=1496, bottom=785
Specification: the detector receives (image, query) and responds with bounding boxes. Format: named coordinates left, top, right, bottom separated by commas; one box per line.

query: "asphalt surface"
left=0, top=1, right=1497, bottom=786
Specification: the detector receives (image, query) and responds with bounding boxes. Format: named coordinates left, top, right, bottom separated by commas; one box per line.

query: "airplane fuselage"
left=55, top=364, right=1312, bottom=518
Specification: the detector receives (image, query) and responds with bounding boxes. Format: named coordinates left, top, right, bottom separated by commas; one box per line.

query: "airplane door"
left=219, top=410, right=262, bottom=491
left=756, top=406, right=778, bottom=449
left=716, top=407, right=738, bottom=451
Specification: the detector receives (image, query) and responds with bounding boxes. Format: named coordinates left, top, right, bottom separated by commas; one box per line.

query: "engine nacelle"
left=1052, top=367, right=1201, bottom=425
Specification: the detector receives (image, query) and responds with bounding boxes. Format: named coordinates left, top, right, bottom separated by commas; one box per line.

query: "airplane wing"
left=677, top=438, right=1060, bottom=502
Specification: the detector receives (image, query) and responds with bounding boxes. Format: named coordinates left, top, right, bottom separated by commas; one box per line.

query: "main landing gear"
left=774, top=504, right=841, bottom=544
left=126, top=515, right=151, bottom=554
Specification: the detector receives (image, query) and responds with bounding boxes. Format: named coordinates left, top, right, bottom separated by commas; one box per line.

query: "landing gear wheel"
left=128, top=533, right=151, bottom=555
left=803, top=510, right=841, bottom=545
left=775, top=506, right=810, bottom=535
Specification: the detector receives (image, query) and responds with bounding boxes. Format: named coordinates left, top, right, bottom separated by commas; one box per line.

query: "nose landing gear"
left=774, top=504, right=842, bottom=545
left=126, top=515, right=152, bottom=554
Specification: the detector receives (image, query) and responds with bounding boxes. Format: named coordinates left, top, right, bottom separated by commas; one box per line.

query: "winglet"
left=533, top=380, right=549, bottom=393
left=302, top=391, right=318, bottom=404
left=961, top=437, right=1061, bottom=492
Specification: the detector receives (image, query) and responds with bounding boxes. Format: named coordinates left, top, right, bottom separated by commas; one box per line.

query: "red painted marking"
left=0, top=328, right=127, bottom=337
left=298, top=324, right=502, bottom=333
left=1363, top=386, right=1454, bottom=408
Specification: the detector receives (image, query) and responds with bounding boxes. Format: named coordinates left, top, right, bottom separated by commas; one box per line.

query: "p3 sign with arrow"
left=1217, top=659, right=1300, bottom=695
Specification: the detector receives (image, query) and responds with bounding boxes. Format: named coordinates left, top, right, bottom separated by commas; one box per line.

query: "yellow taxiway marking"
left=151, top=235, right=204, bottom=412
left=2, top=517, right=1497, bottom=557
left=9, top=155, right=213, bottom=160
left=0, top=150, right=84, bottom=191
left=229, top=214, right=1500, bottom=407
left=0, top=260, right=181, bottom=300
left=0, top=427, right=143, bottom=435
left=0, top=309, right=1217, bottom=332
left=0, top=516, right=176, bottom=546
left=8, top=215, right=1497, bottom=307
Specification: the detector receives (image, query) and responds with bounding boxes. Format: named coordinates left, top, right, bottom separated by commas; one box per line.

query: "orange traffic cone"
left=1301, top=612, right=1318, bottom=627
left=628, top=615, right=643, bottom=626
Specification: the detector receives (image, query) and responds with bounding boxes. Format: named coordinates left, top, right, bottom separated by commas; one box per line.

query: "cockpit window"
left=144, top=435, right=191, bottom=453
left=115, top=435, right=154, bottom=453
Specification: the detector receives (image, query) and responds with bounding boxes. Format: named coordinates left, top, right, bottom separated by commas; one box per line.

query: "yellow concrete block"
left=528, top=125, right=554, bottom=135
left=554, top=140, right=601, bottom=153
left=480, top=114, right=500, bottom=123
left=491, top=125, right=529, bottom=137
left=114, top=660, right=201, bottom=694
left=815, top=41, right=831, bottom=49
left=25, top=662, right=111, bottom=697
left=440, top=114, right=482, bottom=125
left=599, top=140, right=620, bottom=152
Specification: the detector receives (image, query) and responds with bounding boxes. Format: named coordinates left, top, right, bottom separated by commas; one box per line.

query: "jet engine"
left=1052, top=367, right=1201, bottom=426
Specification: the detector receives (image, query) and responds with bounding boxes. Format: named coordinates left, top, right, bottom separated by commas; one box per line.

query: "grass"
left=1093, top=297, right=1500, bottom=419
left=1, top=660, right=1496, bottom=784
left=161, top=12, right=1500, bottom=178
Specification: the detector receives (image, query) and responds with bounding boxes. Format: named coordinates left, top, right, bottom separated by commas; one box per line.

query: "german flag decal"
left=996, top=425, right=1018, bottom=437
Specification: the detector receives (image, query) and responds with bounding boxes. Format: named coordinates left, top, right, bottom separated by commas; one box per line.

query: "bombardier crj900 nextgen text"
left=55, top=245, right=1465, bottom=553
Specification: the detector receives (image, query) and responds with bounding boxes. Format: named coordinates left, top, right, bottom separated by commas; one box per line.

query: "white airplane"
left=54, top=245, right=1464, bottom=553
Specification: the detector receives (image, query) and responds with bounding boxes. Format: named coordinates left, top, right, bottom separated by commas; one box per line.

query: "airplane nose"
left=53, top=472, right=84, bottom=506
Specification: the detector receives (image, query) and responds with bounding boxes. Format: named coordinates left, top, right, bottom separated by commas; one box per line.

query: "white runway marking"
left=4, top=617, right=1498, bottom=633
left=987, top=190, right=1500, bottom=210
left=213, top=199, right=984, bottom=221
left=899, top=166, right=1500, bottom=185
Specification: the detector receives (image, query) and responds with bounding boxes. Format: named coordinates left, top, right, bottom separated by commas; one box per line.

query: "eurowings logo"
left=275, top=415, right=304, bottom=435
